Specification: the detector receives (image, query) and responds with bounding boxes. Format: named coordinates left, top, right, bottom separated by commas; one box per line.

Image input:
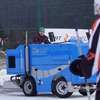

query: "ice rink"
left=0, top=81, right=95, bottom=100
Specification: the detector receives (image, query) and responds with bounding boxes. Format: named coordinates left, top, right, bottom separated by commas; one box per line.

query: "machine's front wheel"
left=52, top=78, right=73, bottom=98
left=22, top=77, right=37, bottom=96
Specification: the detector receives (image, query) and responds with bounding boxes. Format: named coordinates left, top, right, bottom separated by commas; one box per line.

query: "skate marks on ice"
left=0, top=81, right=95, bottom=100
left=0, top=81, right=23, bottom=96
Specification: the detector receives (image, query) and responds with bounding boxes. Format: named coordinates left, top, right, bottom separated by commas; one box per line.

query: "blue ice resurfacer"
left=6, top=33, right=96, bottom=98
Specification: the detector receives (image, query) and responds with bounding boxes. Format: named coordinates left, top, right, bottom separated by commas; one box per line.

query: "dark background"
left=0, top=0, right=97, bottom=48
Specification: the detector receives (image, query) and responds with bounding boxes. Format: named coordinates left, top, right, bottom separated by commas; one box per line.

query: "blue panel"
left=6, top=45, right=25, bottom=75
left=29, top=42, right=88, bottom=67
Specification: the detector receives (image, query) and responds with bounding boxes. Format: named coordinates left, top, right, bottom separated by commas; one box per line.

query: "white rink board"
left=45, top=28, right=91, bottom=43
left=94, top=0, right=100, bottom=15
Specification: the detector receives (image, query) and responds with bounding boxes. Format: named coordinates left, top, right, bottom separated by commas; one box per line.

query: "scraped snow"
left=0, top=69, right=11, bottom=86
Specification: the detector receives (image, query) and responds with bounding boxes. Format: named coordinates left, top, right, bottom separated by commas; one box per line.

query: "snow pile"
left=0, top=69, right=11, bottom=86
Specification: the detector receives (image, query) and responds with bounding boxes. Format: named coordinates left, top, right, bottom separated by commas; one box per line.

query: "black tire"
left=52, top=78, right=73, bottom=98
left=79, top=85, right=95, bottom=96
left=22, top=77, right=37, bottom=96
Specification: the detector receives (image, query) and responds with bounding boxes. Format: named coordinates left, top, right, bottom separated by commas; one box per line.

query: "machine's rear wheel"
left=22, top=77, right=37, bottom=96
left=52, top=78, right=73, bottom=98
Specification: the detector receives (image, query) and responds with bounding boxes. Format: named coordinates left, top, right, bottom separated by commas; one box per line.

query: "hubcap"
left=56, top=81, right=68, bottom=95
left=24, top=81, right=33, bottom=94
